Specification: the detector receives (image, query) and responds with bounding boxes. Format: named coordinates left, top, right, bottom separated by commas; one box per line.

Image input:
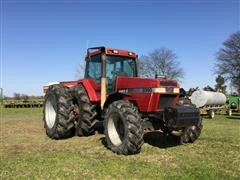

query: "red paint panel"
left=105, top=48, right=137, bottom=58
left=77, top=79, right=100, bottom=102
left=43, top=81, right=79, bottom=93
left=115, top=76, right=160, bottom=90
left=124, top=93, right=161, bottom=112
left=61, top=81, right=79, bottom=88
left=115, top=76, right=180, bottom=112
left=62, top=79, right=100, bottom=102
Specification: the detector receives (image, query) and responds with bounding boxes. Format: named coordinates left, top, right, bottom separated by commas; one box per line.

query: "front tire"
left=43, top=85, right=75, bottom=139
left=179, top=118, right=203, bottom=143
left=104, top=100, right=144, bottom=155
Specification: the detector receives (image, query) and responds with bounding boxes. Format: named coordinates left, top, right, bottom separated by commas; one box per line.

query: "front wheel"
left=179, top=118, right=203, bottom=144
left=104, top=100, right=144, bottom=155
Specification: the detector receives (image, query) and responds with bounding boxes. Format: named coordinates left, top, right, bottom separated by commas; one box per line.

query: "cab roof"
left=87, top=47, right=137, bottom=59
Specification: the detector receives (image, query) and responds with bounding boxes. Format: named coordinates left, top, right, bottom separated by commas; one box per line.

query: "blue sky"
left=1, top=0, right=239, bottom=96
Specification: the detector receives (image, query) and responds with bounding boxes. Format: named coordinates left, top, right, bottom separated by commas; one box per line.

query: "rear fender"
left=77, top=79, right=100, bottom=102
left=44, top=79, right=100, bottom=102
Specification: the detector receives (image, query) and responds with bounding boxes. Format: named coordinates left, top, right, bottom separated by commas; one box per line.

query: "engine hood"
left=115, top=76, right=179, bottom=92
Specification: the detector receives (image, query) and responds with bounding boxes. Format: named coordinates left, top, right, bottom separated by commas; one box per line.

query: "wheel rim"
left=107, top=112, right=125, bottom=146
left=45, top=99, right=56, bottom=128
left=211, top=111, right=215, bottom=118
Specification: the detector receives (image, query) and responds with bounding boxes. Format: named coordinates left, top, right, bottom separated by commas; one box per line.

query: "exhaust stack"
left=100, top=47, right=107, bottom=109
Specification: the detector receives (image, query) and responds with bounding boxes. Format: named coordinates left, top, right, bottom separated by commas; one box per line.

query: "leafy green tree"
left=215, top=31, right=240, bottom=95
left=215, top=75, right=227, bottom=93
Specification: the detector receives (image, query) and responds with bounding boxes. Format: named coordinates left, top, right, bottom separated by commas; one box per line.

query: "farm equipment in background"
left=3, top=99, right=43, bottom=108
left=190, top=90, right=227, bottom=119
left=43, top=46, right=202, bottom=155
left=227, top=95, right=240, bottom=116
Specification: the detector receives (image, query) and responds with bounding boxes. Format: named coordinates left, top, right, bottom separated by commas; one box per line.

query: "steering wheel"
left=112, top=69, right=128, bottom=77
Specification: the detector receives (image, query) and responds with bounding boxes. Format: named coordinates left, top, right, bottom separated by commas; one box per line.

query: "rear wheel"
left=43, top=85, right=75, bottom=139
left=228, top=109, right=232, bottom=116
left=179, top=118, right=202, bottom=143
left=104, top=100, right=144, bottom=155
left=71, top=85, right=97, bottom=136
left=209, top=110, right=215, bottom=119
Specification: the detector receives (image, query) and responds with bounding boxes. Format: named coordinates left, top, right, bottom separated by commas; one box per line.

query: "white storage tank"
left=190, top=90, right=227, bottom=108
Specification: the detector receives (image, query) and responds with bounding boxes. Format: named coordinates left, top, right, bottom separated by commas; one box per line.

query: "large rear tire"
left=179, top=118, right=203, bottom=143
left=43, top=85, right=75, bottom=139
left=71, top=85, right=97, bottom=136
left=104, top=100, right=144, bottom=155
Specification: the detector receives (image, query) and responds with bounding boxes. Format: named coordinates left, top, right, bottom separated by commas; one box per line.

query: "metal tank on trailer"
left=190, top=90, right=227, bottom=119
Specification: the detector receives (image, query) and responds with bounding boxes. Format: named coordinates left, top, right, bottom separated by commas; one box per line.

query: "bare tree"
left=139, top=48, right=185, bottom=81
left=215, top=31, right=240, bottom=95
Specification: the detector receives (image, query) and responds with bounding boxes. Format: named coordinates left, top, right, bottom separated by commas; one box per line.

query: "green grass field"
left=1, top=108, right=240, bottom=179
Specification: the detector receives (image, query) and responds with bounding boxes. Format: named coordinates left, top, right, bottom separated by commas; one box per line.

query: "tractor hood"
left=115, top=76, right=180, bottom=94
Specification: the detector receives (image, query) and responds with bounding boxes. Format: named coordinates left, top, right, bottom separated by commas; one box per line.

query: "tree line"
left=4, top=93, right=44, bottom=100
left=139, top=31, right=239, bottom=95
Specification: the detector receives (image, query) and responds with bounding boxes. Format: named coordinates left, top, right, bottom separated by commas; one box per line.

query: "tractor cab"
left=85, top=47, right=138, bottom=94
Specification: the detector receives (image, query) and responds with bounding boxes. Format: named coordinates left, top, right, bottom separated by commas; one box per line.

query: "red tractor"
left=43, top=47, right=202, bottom=155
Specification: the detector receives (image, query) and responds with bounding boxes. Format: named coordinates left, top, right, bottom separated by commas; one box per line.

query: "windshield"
left=106, top=56, right=137, bottom=78
left=106, top=56, right=137, bottom=93
left=85, top=55, right=137, bottom=93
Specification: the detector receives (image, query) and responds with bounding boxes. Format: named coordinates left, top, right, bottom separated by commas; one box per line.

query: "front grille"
left=160, top=81, right=177, bottom=86
left=158, top=95, right=176, bottom=109
left=165, top=87, right=174, bottom=93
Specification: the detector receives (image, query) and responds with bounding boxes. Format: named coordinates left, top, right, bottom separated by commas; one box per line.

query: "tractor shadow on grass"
left=99, top=131, right=181, bottom=149
left=143, top=131, right=181, bottom=148
left=100, top=137, right=108, bottom=148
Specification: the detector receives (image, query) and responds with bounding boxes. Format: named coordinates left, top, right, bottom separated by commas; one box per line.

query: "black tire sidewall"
left=104, top=106, right=129, bottom=153
left=71, top=85, right=96, bottom=136
left=43, top=87, right=60, bottom=138
left=180, top=117, right=202, bottom=144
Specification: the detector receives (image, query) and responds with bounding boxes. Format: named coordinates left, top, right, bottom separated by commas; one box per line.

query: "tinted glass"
left=85, top=55, right=101, bottom=83
left=106, top=56, right=136, bottom=79
left=106, top=56, right=137, bottom=93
